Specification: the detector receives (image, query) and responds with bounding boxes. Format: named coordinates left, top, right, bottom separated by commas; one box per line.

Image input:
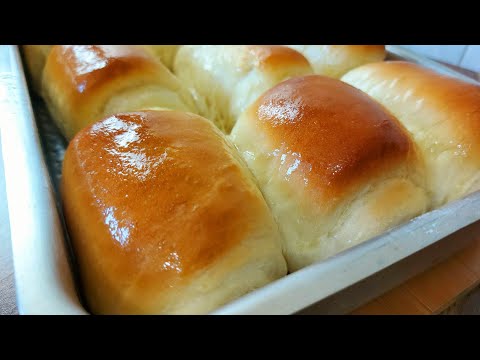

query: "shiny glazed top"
left=249, top=75, right=415, bottom=198
left=62, top=111, right=266, bottom=294
left=46, top=45, right=162, bottom=100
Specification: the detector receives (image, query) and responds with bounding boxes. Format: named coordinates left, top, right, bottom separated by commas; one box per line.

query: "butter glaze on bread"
left=173, top=45, right=313, bottom=133
left=287, top=45, right=386, bottom=78
left=42, top=45, right=196, bottom=140
left=22, top=45, right=53, bottom=94
left=62, top=110, right=287, bottom=314
left=342, top=61, right=480, bottom=207
left=231, top=75, right=429, bottom=271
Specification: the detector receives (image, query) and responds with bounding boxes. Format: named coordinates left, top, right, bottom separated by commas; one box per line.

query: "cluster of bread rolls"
left=22, top=45, right=480, bottom=314
left=341, top=62, right=480, bottom=207
left=173, top=45, right=314, bottom=133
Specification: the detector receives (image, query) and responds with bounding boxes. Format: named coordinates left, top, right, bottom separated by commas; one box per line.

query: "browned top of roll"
left=340, top=45, right=385, bottom=55
left=247, top=75, right=415, bottom=198
left=349, top=61, right=480, bottom=152
left=45, top=45, right=162, bottom=101
left=245, top=45, right=312, bottom=71
left=356, top=61, right=480, bottom=112
left=63, top=111, right=266, bottom=293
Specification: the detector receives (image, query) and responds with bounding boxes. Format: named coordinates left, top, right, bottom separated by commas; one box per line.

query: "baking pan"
left=2, top=44, right=479, bottom=315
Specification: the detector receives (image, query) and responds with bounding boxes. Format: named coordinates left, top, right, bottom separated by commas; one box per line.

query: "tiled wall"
left=400, top=45, right=480, bottom=72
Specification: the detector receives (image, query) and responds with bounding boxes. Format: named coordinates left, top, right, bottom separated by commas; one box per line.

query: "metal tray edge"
left=1, top=45, right=85, bottom=314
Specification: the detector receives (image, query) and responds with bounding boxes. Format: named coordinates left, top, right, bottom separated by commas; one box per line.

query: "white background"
left=400, top=45, right=480, bottom=72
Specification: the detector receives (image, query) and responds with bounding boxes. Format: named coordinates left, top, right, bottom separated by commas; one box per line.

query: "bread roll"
left=62, top=110, right=287, bottom=314
left=21, top=45, right=53, bottom=94
left=173, top=45, right=313, bottom=133
left=230, top=75, right=429, bottom=271
left=141, top=45, right=180, bottom=69
left=42, top=45, right=196, bottom=140
left=342, top=61, right=480, bottom=207
left=286, top=45, right=386, bottom=78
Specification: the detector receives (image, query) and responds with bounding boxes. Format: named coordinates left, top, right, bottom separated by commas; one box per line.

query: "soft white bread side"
left=141, top=45, right=181, bottom=69
left=42, top=45, right=196, bottom=140
left=173, top=45, right=313, bottom=133
left=286, top=45, right=386, bottom=78
left=231, top=75, right=429, bottom=271
left=22, top=45, right=53, bottom=94
left=62, top=110, right=287, bottom=314
left=342, top=61, right=480, bottom=207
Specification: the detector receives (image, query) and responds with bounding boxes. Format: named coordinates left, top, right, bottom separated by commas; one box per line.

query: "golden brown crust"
left=62, top=110, right=278, bottom=313
left=348, top=61, right=480, bottom=156
left=247, top=75, right=415, bottom=199
left=43, top=45, right=194, bottom=140
left=339, top=45, right=385, bottom=56
left=46, top=45, right=162, bottom=105
left=246, top=45, right=312, bottom=71
left=342, top=61, right=480, bottom=206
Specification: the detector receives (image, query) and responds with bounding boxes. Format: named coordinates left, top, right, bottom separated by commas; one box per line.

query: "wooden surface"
left=351, top=238, right=480, bottom=314
left=0, top=55, right=479, bottom=316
